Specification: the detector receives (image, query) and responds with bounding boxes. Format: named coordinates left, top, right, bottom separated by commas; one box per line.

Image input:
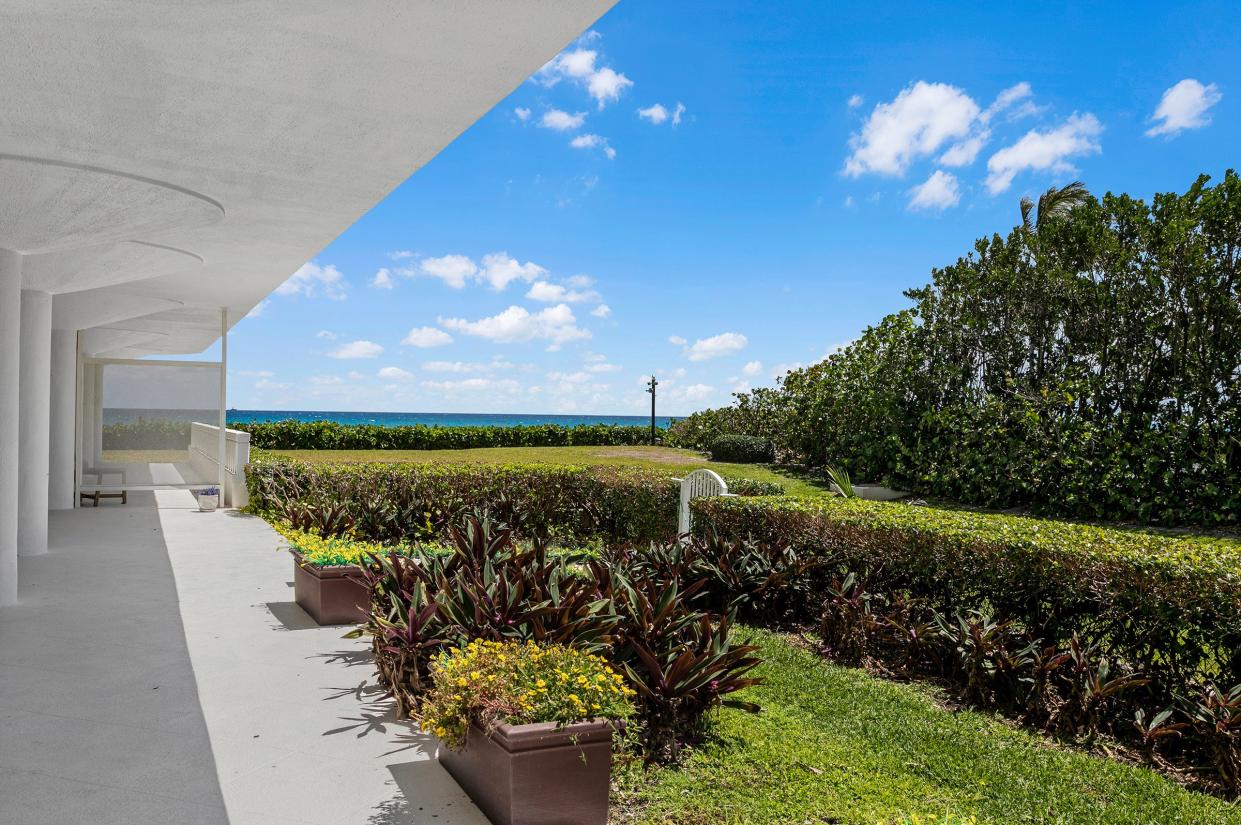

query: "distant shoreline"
left=103, top=408, right=676, bottom=428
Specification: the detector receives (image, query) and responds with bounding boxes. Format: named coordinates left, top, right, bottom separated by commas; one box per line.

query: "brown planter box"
left=291, top=552, right=370, bottom=625
left=438, top=720, right=613, bottom=825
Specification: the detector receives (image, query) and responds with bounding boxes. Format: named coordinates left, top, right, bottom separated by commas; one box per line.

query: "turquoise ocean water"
left=225, top=410, right=675, bottom=428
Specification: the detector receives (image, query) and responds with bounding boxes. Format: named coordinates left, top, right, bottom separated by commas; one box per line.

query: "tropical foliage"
left=669, top=172, right=1241, bottom=526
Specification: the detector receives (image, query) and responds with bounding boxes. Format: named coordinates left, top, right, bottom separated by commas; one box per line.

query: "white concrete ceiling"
left=0, top=1, right=616, bottom=356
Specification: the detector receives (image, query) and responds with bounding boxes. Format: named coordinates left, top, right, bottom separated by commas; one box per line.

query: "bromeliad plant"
left=419, top=639, right=635, bottom=749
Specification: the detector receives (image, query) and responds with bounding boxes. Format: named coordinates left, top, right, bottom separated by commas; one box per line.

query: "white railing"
left=190, top=422, right=251, bottom=507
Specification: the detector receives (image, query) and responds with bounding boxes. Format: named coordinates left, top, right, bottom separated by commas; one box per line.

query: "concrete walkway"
left=0, top=492, right=486, bottom=825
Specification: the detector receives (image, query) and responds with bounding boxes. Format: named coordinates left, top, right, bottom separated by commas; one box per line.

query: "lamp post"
left=645, top=375, right=658, bottom=445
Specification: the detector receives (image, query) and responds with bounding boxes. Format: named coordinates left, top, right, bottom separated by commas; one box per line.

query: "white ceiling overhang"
left=0, top=1, right=616, bottom=356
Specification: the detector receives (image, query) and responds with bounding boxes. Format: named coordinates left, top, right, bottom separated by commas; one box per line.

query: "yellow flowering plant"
left=420, top=640, right=635, bottom=749
left=274, top=521, right=440, bottom=567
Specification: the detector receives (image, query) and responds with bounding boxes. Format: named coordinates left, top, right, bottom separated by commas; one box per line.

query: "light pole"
left=645, top=375, right=658, bottom=445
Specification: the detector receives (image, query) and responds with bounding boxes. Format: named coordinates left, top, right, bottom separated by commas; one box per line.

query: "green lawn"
left=265, top=445, right=832, bottom=496
left=612, top=628, right=1240, bottom=825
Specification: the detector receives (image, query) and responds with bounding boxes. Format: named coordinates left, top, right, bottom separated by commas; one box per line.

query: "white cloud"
left=514, top=106, right=531, bottom=121
left=588, top=362, right=622, bottom=373
left=526, top=280, right=600, bottom=303
left=371, top=267, right=394, bottom=289
left=479, top=252, right=547, bottom=290
left=309, top=375, right=343, bottom=386
left=845, top=82, right=980, bottom=176
left=587, top=67, right=633, bottom=109
left=938, top=134, right=988, bottom=167
left=742, top=360, right=763, bottom=376
left=420, top=378, right=521, bottom=393
left=569, top=133, right=615, bottom=159
left=908, top=170, right=961, bottom=210
left=346, top=371, right=365, bottom=381
left=329, top=340, right=383, bottom=359
left=439, top=304, right=590, bottom=346
left=422, top=359, right=513, bottom=373
left=982, top=82, right=1033, bottom=123
left=388, top=250, right=414, bottom=260
left=402, top=326, right=454, bottom=348
left=1146, top=79, right=1222, bottom=137
left=985, top=113, right=1102, bottom=193
left=636, top=101, right=686, bottom=126
left=316, top=330, right=337, bottom=340
left=536, top=44, right=632, bottom=110
left=275, top=261, right=347, bottom=300
left=667, top=335, right=687, bottom=346
left=245, top=300, right=268, bottom=319
left=236, top=370, right=274, bottom=378
left=847, top=94, right=864, bottom=108
left=540, top=109, right=588, bottom=131
left=638, top=103, right=669, bottom=124
left=419, top=254, right=477, bottom=288
left=377, top=366, right=413, bottom=381
left=591, top=304, right=611, bottom=318
left=685, top=332, right=748, bottom=361
left=772, top=361, right=803, bottom=380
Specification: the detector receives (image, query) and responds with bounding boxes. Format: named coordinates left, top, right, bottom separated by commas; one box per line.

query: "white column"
left=18, top=289, right=52, bottom=556
left=49, top=329, right=77, bottom=510
left=0, top=250, right=22, bottom=605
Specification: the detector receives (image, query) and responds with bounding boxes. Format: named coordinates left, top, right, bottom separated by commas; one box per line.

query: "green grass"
left=264, top=445, right=832, bottom=496
left=612, top=629, right=1240, bottom=825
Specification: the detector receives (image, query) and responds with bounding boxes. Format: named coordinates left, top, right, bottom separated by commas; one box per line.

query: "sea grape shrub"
left=234, top=420, right=662, bottom=451
left=676, top=171, right=1241, bottom=526
left=708, top=434, right=776, bottom=464
left=419, top=640, right=635, bottom=750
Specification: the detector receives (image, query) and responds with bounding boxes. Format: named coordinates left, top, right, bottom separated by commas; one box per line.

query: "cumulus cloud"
left=514, top=106, right=531, bottom=121
left=479, top=252, right=547, bottom=290
left=638, top=102, right=685, bottom=125
left=536, top=42, right=632, bottom=110
left=985, top=113, right=1102, bottom=193
left=329, top=340, right=383, bottom=359
left=591, top=304, right=611, bottom=318
left=684, top=332, right=748, bottom=361
left=316, top=330, right=337, bottom=340
left=439, top=304, right=590, bottom=346
left=742, top=360, right=763, bottom=376
left=418, top=254, right=477, bottom=288
left=275, top=261, right=347, bottom=300
left=908, top=170, right=961, bottom=210
left=526, top=280, right=600, bottom=304
left=847, top=94, right=864, bottom=109
left=377, top=366, right=413, bottom=381
left=402, top=326, right=453, bottom=348
left=668, top=335, right=687, bottom=346
left=371, top=268, right=394, bottom=289
left=569, top=133, right=615, bottom=159
left=1146, top=79, right=1222, bottom=137
left=845, top=82, right=980, bottom=176
left=245, top=300, right=268, bottom=319
left=540, top=109, right=587, bottom=131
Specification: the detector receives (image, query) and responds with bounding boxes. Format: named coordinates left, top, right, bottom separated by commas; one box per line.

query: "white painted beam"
left=49, top=328, right=76, bottom=510
left=18, top=289, right=52, bottom=556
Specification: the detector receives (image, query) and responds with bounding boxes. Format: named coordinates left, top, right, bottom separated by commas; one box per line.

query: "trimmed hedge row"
left=246, top=454, right=782, bottom=545
left=233, top=419, right=662, bottom=451
left=708, top=433, right=775, bottom=464
left=692, top=495, right=1241, bottom=687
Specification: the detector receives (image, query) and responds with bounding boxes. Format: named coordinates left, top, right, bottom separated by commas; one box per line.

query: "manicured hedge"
left=247, top=454, right=782, bottom=545
left=233, top=419, right=662, bottom=451
left=709, top=434, right=775, bottom=464
left=692, top=495, right=1241, bottom=686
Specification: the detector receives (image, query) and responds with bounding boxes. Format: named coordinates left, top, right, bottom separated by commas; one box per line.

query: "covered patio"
left=0, top=491, right=485, bottom=824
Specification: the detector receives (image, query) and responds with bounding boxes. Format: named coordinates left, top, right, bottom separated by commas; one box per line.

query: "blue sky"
left=226, top=0, right=1239, bottom=416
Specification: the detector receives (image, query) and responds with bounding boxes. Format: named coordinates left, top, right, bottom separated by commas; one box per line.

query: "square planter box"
left=291, top=552, right=370, bottom=625
left=438, top=720, right=613, bottom=825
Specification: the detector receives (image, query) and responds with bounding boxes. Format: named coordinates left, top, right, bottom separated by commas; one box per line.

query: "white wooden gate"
left=676, top=468, right=734, bottom=535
